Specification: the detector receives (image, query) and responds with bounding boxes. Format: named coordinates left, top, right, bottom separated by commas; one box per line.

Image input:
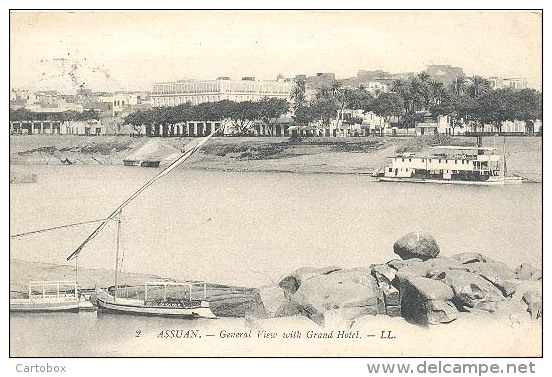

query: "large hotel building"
left=150, top=77, right=294, bottom=107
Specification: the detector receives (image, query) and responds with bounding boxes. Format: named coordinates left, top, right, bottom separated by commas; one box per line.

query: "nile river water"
left=9, top=165, right=542, bottom=356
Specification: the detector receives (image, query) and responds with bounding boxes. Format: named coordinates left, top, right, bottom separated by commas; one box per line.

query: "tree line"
left=291, top=73, right=542, bottom=135
left=10, top=73, right=542, bottom=137
left=123, top=98, right=289, bottom=136
left=9, top=108, right=100, bottom=123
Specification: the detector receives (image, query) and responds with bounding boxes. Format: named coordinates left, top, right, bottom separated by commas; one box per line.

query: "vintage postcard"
left=9, top=10, right=542, bottom=361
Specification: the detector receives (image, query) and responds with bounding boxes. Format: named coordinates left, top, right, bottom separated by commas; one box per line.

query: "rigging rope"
left=66, top=129, right=220, bottom=262
left=10, top=217, right=113, bottom=239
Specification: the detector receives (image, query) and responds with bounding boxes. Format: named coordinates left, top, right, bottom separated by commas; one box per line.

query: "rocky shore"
left=11, top=232, right=542, bottom=326
left=11, top=231, right=542, bottom=356
left=253, top=232, right=541, bottom=331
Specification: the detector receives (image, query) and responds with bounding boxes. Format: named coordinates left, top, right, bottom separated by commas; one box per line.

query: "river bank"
left=9, top=134, right=543, bottom=181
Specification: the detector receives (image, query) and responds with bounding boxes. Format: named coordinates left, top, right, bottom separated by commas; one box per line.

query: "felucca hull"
left=96, top=295, right=217, bottom=319
left=10, top=298, right=81, bottom=313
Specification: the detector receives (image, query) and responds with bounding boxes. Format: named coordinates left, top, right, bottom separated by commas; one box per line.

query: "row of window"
left=152, top=94, right=289, bottom=106
left=398, top=157, right=471, bottom=165
left=153, top=96, right=223, bottom=106
left=152, top=82, right=293, bottom=95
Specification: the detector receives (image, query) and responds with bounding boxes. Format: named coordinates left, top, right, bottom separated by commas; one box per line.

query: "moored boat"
left=10, top=281, right=82, bottom=313
left=95, top=281, right=216, bottom=318
left=373, top=145, right=521, bottom=186
left=67, top=129, right=220, bottom=319
left=123, top=159, right=161, bottom=167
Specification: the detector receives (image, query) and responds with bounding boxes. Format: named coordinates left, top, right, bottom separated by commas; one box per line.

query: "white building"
left=61, top=120, right=105, bottom=135
left=488, top=77, right=528, bottom=90
left=98, top=93, right=139, bottom=116
left=340, top=109, right=387, bottom=136
left=415, top=116, right=452, bottom=136
left=465, top=119, right=541, bottom=134
left=150, top=77, right=294, bottom=107
left=363, top=81, right=389, bottom=94
left=10, top=89, right=37, bottom=107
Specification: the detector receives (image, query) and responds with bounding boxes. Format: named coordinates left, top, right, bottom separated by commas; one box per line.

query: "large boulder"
left=506, top=280, right=542, bottom=301
left=514, top=263, right=542, bottom=281
left=371, top=264, right=400, bottom=316
left=207, top=287, right=266, bottom=318
left=386, top=258, right=423, bottom=271
left=274, top=301, right=302, bottom=317
left=464, top=261, right=515, bottom=296
left=400, top=277, right=458, bottom=325
left=522, top=291, right=543, bottom=319
left=278, top=266, right=341, bottom=296
left=451, top=252, right=493, bottom=264
left=258, top=286, right=289, bottom=318
left=432, top=270, right=504, bottom=312
left=371, top=264, right=397, bottom=284
left=393, top=231, right=440, bottom=260
left=396, top=257, right=467, bottom=281
left=507, top=280, right=542, bottom=320
left=289, top=267, right=382, bottom=325
left=404, top=277, right=455, bottom=301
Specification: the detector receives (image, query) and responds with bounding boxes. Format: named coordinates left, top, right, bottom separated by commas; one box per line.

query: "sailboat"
left=10, top=281, right=82, bottom=313
left=66, top=130, right=219, bottom=318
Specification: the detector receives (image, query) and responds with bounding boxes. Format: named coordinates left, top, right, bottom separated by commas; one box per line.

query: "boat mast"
left=114, top=211, right=122, bottom=301
left=75, top=257, right=78, bottom=294
left=66, top=128, right=220, bottom=263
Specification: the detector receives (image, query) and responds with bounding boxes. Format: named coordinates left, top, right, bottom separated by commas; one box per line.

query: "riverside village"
left=9, top=11, right=542, bottom=358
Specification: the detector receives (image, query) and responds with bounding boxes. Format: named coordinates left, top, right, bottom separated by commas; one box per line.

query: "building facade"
left=415, top=115, right=452, bottom=136
left=488, top=77, right=528, bottom=90
left=150, top=77, right=294, bottom=107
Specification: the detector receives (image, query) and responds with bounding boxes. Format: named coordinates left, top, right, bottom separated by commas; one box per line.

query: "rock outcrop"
left=432, top=270, right=504, bottom=312
left=278, top=266, right=341, bottom=297
left=393, top=231, right=440, bottom=260
left=371, top=264, right=400, bottom=316
left=464, top=261, right=515, bottom=296
left=254, top=232, right=541, bottom=329
left=514, top=263, right=542, bottom=281
left=523, top=291, right=543, bottom=319
left=289, top=267, right=383, bottom=325
left=400, top=276, right=458, bottom=325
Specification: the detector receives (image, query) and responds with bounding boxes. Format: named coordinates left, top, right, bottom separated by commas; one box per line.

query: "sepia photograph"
left=8, top=9, right=542, bottom=361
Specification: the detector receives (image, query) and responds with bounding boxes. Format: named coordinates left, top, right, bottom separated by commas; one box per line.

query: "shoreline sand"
left=9, top=134, right=543, bottom=181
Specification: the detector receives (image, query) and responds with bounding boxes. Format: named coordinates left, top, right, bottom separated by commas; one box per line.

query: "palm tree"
left=417, top=71, right=431, bottom=85
left=450, top=76, right=468, bottom=96
left=290, top=80, right=306, bottom=112
left=409, top=77, right=431, bottom=111
left=429, top=80, right=446, bottom=106
left=391, top=79, right=409, bottom=97
left=329, top=81, right=344, bottom=125
left=467, top=75, right=491, bottom=98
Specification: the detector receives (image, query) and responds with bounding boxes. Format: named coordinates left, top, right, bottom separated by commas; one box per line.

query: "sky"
left=10, top=11, right=543, bottom=93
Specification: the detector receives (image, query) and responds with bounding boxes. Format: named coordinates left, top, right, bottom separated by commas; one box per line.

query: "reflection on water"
left=10, top=165, right=542, bottom=356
